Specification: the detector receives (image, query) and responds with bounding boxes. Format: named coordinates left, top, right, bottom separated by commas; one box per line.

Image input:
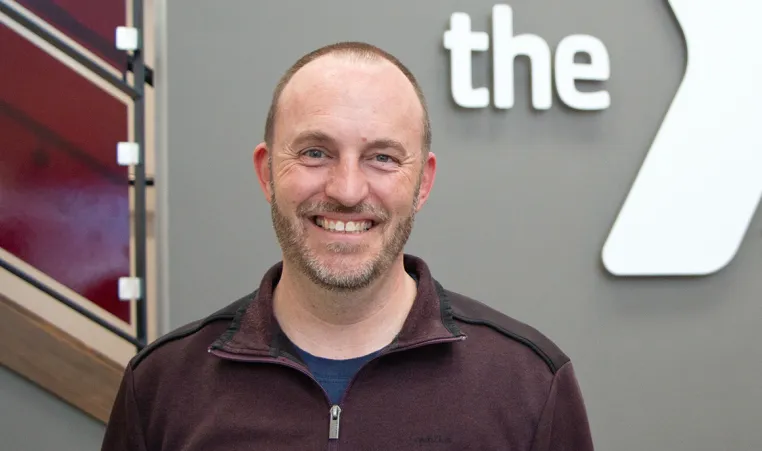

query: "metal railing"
left=0, top=1, right=152, bottom=351
left=0, top=259, right=145, bottom=348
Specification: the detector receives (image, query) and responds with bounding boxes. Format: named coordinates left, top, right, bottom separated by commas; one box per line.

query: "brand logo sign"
left=444, top=1, right=762, bottom=277
left=443, top=4, right=611, bottom=111
left=603, top=0, right=762, bottom=277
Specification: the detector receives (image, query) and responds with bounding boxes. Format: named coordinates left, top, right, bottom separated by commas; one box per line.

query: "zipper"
left=329, top=405, right=341, bottom=439
left=328, top=405, right=341, bottom=451
left=209, top=348, right=344, bottom=445
left=209, top=334, right=466, bottom=448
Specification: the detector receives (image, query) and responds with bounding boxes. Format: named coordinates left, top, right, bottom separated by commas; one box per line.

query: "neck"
left=273, top=255, right=417, bottom=360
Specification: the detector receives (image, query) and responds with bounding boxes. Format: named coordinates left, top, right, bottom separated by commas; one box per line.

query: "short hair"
left=263, top=42, right=431, bottom=156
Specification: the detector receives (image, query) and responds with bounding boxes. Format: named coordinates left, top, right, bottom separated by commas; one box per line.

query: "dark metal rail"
left=131, top=0, right=149, bottom=353
left=127, top=56, right=154, bottom=86
left=0, top=257, right=145, bottom=348
left=129, top=177, right=155, bottom=186
left=0, top=2, right=140, bottom=100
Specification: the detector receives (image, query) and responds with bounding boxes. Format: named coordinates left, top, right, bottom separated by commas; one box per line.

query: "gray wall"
left=162, top=1, right=762, bottom=450
left=0, top=367, right=105, bottom=450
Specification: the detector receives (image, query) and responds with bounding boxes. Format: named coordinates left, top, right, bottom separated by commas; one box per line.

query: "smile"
left=313, top=216, right=375, bottom=233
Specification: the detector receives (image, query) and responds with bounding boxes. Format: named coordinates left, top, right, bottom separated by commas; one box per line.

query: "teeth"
left=315, top=217, right=372, bottom=233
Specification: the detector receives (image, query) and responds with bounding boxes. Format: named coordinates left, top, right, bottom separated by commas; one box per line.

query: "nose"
left=324, top=158, right=370, bottom=207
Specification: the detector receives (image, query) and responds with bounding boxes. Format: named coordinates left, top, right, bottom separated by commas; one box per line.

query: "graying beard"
left=268, top=170, right=419, bottom=291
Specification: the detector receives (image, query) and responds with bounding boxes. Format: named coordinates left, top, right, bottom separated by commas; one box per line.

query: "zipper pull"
left=329, top=405, right=341, bottom=440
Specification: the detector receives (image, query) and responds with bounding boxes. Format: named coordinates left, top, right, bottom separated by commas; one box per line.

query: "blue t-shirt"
left=294, top=346, right=380, bottom=405
left=292, top=272, right=416, bottom=404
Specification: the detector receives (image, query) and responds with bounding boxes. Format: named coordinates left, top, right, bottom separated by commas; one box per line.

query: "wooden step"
left=0, top=294, right=125, bottom=423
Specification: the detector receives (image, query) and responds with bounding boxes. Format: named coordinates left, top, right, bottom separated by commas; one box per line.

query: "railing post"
left=132, top=0, right=149, bottom=352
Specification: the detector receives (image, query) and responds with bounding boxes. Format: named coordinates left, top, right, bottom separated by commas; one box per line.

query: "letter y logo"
left=602, top=0, right=762, bottom=276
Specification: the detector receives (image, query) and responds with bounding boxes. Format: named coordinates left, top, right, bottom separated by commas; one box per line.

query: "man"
left=102, top=42, right=594, bottom=450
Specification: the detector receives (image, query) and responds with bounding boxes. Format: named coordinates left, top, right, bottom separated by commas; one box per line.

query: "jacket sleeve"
left=529, top=361, right=595, bottom=451
left=101, top=364, right=149, bottom=451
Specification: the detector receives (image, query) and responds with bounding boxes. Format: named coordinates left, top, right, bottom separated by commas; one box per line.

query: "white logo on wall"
left=444, top=2, right=762, bottom=277
left=443, top=4, right=611, bottom=111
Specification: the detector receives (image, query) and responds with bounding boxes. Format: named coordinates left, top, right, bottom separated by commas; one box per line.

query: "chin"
left=306, top=232, right=377, bottom=256
left=313, top=246, right=376, bottom=268
left=301, top=246, right=379, bottom=280
left=305, top=259, right=379, bottom=291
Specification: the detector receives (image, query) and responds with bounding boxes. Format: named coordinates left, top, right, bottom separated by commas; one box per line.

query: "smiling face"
left=254, top=53, right=436, bottom=291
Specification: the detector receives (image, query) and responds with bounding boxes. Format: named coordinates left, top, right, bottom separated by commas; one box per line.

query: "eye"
left=374, top=154, right=393, bottom=163
left=303, top=148, right=325, bottom=159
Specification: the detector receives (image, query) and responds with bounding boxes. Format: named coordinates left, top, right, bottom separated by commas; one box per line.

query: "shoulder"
left=128, top=290, right=256, bottom=371
left=435, top=281, right=570, bottom=374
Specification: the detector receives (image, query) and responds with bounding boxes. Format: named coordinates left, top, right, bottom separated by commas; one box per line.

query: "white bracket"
left=117, top=142, right=140, bottom=166
left=115, top=26, right=140, bottom=51
left=118, top=277, right=143, bottom=301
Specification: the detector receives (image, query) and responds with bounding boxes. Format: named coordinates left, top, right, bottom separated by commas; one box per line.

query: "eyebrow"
left=291, top=130, right=408, bottom=154
left=291, top=130, right=335, bottom=148
left=366, top=138, right=407, bottom=154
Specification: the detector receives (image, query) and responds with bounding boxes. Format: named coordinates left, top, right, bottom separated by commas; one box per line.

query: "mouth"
left=311, top=216, right=376, bottom=233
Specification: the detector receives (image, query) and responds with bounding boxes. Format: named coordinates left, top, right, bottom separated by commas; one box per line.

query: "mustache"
left=297, top=201, right=390, bottom=222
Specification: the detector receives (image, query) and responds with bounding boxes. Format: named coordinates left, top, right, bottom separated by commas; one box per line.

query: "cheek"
left=369, top=176, right=417, bottom=213
left=276, top=169, right=324, bottom=204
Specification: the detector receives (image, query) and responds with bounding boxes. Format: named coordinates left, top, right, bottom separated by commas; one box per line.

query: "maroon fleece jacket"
left=101, top=255, right=594, bottom=450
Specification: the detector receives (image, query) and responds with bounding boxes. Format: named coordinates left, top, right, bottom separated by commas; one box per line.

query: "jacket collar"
left=211, top=254, right=464, bottom=358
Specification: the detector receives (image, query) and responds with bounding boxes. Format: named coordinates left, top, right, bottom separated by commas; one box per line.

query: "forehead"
left=275, top=54, right=424, bottom=146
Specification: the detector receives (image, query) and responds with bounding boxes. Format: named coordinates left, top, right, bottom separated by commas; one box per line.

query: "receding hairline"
left=264, top=42, right=431, bottom=155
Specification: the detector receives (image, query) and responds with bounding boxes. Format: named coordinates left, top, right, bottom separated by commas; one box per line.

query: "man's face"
left=255, top=55, right=435, bottom=291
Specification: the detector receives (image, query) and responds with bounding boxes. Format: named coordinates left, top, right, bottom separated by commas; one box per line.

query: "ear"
left=414, top=152, right=437, bottom=212
left=253, top=142, right=273, bottom=203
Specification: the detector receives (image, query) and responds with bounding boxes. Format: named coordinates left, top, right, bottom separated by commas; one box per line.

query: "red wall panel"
left=0, top=25, right=131, bottom=322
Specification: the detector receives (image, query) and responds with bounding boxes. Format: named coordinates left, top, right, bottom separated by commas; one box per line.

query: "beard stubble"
left=269, top=177, right=419, bottom=292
